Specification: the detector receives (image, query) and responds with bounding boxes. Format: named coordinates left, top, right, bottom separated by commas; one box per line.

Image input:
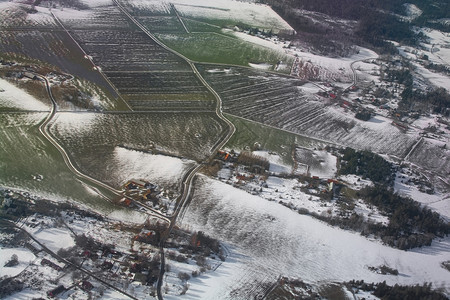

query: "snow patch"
left=0, top=247, right=35, bottom=277
left=0, top=78, right=50, bottom=111
left=111, top=147, right=196, bottom=186
left=33, top=227, right=75, bottom=253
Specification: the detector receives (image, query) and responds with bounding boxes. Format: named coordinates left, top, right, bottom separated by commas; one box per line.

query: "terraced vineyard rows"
left=0, top=29, right=121, bottom=101
left=196, top=65, right=323, bottom=126
left=56, top=5, right=215, bottom=111
left=198, top=64, right=418, bottom=158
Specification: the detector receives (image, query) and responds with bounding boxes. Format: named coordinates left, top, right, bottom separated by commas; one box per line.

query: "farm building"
left=47, top=285, right=65, bottom=298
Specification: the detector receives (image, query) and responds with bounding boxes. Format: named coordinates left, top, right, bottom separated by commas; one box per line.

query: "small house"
left=23, top=72, right=37, bottom=80
left=80, top=280, right=94, bottom=291
left=47, top=285, right=65, bottom=298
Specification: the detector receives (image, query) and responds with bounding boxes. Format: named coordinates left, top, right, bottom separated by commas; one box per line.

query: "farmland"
left=117, top=0, right=294, bottom=70
left=156, top=32, right=293, bottom=71
left=120, top=0, right=293, bottom=33
left=52, top=6, right=216, bottom=111
left=0, top=112, right=117, bottom=208
left=1, top=0, right=449, bottom=298
left=49, top=112, right=228, bottom=189
left=224, top=114, right=328, bottom=167
left=198, top=64, right=420, bottom=159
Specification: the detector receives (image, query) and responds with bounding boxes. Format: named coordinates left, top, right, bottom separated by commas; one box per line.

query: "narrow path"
left=171, top=3, right=189, bottom=33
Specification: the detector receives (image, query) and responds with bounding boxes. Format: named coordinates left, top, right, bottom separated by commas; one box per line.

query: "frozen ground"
left=126, top=0, right=293, bottom=32
left=32, top=227, right=75, bottom=253
left=0, top=78, right=50, bottom=111
left=111, top=146, right=196, bottom=187
left=180, top=176, right=450, bottom=299
left=0, top=247, right=35, bottom=277
left=253, top=150, right=291, bottom=174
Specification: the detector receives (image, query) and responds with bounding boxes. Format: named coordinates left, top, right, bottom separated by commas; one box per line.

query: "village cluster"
left=0, top=188, right=225, bottom=299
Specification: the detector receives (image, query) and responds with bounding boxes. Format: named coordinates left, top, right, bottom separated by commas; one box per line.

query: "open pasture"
left=157, top=32, right=293, bottom=71
left=0, top=113, right=117, bottom=207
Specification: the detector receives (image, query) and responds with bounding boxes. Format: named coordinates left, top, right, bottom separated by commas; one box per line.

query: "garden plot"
left=0, top=113, right=116, bottom=208
left=294, top=148, right=337, bottom=178
left=180, top=176, right=450, bottom=299
left=49, top=112, right=228, bottom=189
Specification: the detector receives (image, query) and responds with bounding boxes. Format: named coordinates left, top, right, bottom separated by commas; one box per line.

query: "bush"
left=177, top=272, right=190, bottom=281
left=4, top=254, right=18, bottom=267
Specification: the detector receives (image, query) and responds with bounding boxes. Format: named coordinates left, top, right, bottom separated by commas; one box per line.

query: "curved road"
left=35, top=73, right=171, bottom=223
left=110, top=2, right=236, bottom=299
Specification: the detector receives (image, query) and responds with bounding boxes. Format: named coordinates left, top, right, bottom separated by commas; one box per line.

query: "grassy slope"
left=156, top=32, right=292, bottom=70
left=225, top=114, right=328, bottom=166
left=0, top=31, right=130, bottom=111
left=0, top=113, right=118, bottom=209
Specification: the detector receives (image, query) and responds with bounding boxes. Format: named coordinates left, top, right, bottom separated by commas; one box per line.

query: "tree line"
left=339, top=148, right=394, bottom=185
left=347, top=280, right=448, bottom=300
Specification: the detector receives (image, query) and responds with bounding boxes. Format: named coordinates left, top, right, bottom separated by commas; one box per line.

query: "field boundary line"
left=50, top=12, right=134, bottom=112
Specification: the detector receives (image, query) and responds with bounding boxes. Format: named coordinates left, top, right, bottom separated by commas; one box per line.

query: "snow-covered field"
left=32, top=227, right=75, bottom=253
left=0, top=247, right=35, bottom=277
left=395, top=173, right=450, bottom=220
left=111, top=146, right=196, bottom=186
left=126, top=0, right=293, bottom=33
left=253, top=150, right=291, bottom=174
left=0, top=78, right=50, bottom=111
left=180, top=176, right=450, bottom=299
left=0, top=2, right=54, bottom=27
left=395, top=27, right=450, bottom=91
left=229, top=29, right=378, bottom=81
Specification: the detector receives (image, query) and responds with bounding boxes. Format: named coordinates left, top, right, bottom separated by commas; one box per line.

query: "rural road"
left=35, top=73, right=171, bottom=223
left=110, top=1, right=236, bottom=298
left=0, top=218, right=138, bottom=300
